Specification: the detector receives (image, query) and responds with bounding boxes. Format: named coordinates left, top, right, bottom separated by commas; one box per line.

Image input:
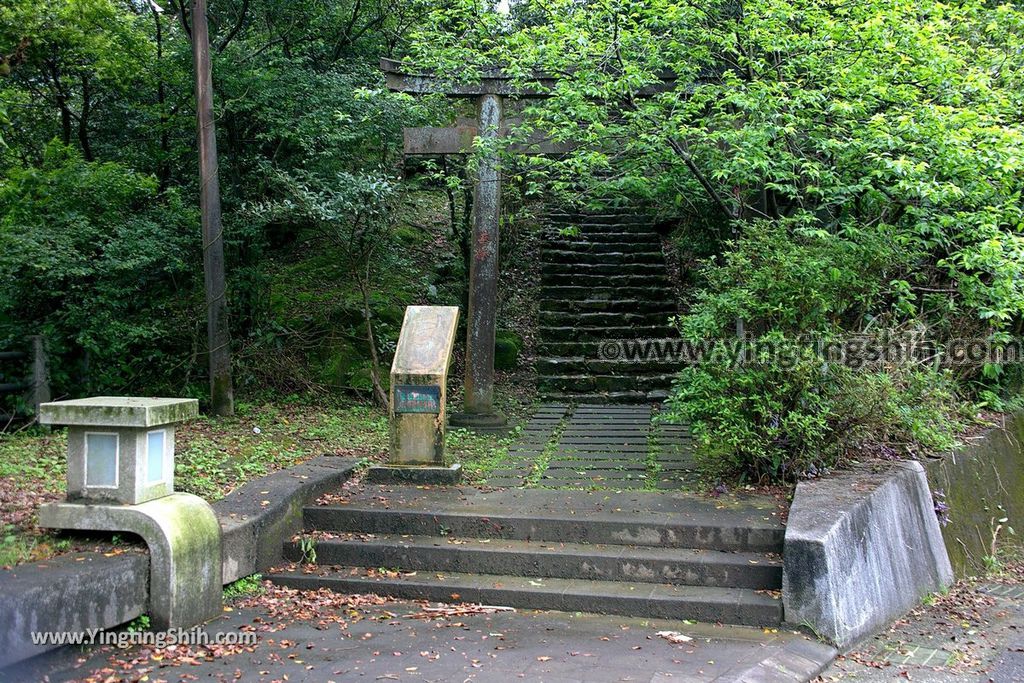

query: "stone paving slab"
left=326, top=486, right=784, bottom=532
left=482, top=403, right=699, bottom=491
left=819, top=580, right=1024, bottom=681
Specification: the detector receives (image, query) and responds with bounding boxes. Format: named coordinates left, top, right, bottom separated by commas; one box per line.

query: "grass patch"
left=173, top=401, right=389, bottom=500
left=446, top=426, right=518, bottom=481
left=223, top=574, right=265, bottom=601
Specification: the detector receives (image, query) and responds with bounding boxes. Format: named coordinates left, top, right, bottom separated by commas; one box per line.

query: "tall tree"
left=191, top=0, right=234, bottom=415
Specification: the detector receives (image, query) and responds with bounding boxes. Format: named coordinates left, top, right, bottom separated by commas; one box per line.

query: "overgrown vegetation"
left=0, top=0, right=453, bottom=401
left=411, top=0, right=1024, bottom=482
left=0, top=396, right=530, bottom=565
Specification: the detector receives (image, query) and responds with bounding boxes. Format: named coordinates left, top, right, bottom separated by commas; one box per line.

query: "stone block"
left=40, top=397, right=197, bottom=505
left=38, top=493, right=223, bottom=631
left=39, top=396, right=199, bottom=428
left=0, top=553, right=148, bottom=669
left=367, top=464, right=462, bottom=485
left=782, top=461, right=953, bottom=650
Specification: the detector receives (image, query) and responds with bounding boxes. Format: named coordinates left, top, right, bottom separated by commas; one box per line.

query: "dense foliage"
left=0, top=0, right=448, bottom=401
left=3, top=0, right=1022, bottom=482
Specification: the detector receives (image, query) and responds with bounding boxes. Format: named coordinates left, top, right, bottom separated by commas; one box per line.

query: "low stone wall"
left=0, top=553, right=149, bottom=667
left=924, top=412, right=1024, bottom=576
left=0, top=455, right=358, bottom=670
left=216, top=456, right=359, bottom=583
left=783, top=461, right=953, bottom=651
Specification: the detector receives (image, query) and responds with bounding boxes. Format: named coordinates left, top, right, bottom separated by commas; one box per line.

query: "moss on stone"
left=495, top=331, right=522, bottom=371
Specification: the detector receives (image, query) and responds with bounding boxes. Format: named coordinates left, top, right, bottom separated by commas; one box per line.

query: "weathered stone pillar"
left=454, top=93, right=506, bottom=430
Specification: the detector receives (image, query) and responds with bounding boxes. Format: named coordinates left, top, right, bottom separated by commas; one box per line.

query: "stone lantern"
left=37, top=396, right=222, bottom=630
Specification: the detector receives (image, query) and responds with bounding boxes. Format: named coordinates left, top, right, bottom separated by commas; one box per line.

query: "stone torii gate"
left=381, top=58, right=563, bottom=430
left=381, top=59, right=678, bottom=428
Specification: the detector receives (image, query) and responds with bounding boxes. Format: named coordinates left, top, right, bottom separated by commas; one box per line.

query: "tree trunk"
left=151, top=4, right=170, bottom=191
left=191, top=0, right=234, bottom=416
left=78, top=75, right=93, bottom=161
left=357, top=263, right=389, bottom=409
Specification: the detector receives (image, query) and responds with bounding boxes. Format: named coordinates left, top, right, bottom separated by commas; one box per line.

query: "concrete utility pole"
left=191, top=0, right=234, bottom=416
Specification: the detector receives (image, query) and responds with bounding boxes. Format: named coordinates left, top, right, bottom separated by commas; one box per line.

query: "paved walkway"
left=486, top=404, right=697, bottom=490
left=7, top=591, right=835, bottom=682
left=819, top=579, right=1024, bottom=681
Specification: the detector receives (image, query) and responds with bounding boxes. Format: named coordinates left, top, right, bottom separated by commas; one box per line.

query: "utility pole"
left=191, top=0, right=234, bottom=416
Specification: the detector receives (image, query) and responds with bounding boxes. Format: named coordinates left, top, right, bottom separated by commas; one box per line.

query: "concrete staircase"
left=538, top=210, right=680, bottom=404
left=268, top=488, right=784, bottom=626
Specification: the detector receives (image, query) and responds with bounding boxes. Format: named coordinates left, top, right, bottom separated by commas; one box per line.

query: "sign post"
left=374, top=306, right=462, bottom=484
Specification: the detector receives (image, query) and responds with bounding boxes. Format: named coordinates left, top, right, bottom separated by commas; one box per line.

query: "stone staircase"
left=268, top=487, right=784, bottom=626
left=538, top=209, right=680, bottom=403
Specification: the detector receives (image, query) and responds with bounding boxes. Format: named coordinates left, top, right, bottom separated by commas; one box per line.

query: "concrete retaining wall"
left=0, top=455, right=358, bottom=670
left=924, top=412, right=1024, bottom=576
left=783, top=460, right=953, bottom=651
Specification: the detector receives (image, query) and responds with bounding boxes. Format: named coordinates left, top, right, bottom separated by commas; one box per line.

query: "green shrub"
left=494, top=330, right=522, bottom=370
left=665, top=344, right=964, bottom=483
left=0, top=144, right=198, bottom=394
left=662, top=220, right=967, bottom=483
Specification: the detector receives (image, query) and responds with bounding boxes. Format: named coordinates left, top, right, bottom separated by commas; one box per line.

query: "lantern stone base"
left=38, top=493, right=222, bottom=630
left=448, top=411, right=509, bottom=435
left=367, top=464, right=462, bottom=486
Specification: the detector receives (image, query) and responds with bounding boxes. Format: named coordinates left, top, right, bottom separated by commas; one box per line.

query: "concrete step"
left=540, top=286, right=676, bottom=300
left=539, top=325, right=677, bottom=341
left=537, top=374, right=676, bottom=393
left=282, top=535, right=782, bottom=589
left=543, top=231, right=661, bottom=243
left=538, top=311, right=672, bottom=327
left=269, top=569, right=782, bottom=626
left=541, top=271, right=671, bottom=287
left=540, top=262, right=667, bottom=276
left=540, top=299, right=676, bottom=314
left=541, top=250, right=665, bottom=265
left=545, top=214, right=653, bottom=226
left=303, top=500, right=784, bottom=553
left=536, top=339, right=680, bottom=356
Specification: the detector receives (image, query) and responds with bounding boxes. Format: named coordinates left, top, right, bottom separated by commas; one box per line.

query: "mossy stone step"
left=541, top=250, right=665, bottom=265
left=544, top=244, right=663, bottom=258
left=538, top=325, right=677, bottom=341
left=303, top=490, right=784, bottom=552
left=540, top=299, right=676, bottom=314
left=542, top=390, right=671, bottom=403
left=542, top=230, right=661, bottom=243
left=281, top=535, right=782, bottom=590
left=537, top=374, right=676, bottom=393
left=545, top=214, right=654, bottom=225
left=540, top=272, right=671, bottom=287
left=540, top=262, right=666, bottom=276
left=536, top=357, right=680, bottom=375
left=539, top=311, right=672, bottom=327
left=540, top=285, right=676, bottom=299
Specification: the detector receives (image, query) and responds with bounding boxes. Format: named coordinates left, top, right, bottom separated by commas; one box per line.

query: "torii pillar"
left=460, top=92, right=503, bottom=423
